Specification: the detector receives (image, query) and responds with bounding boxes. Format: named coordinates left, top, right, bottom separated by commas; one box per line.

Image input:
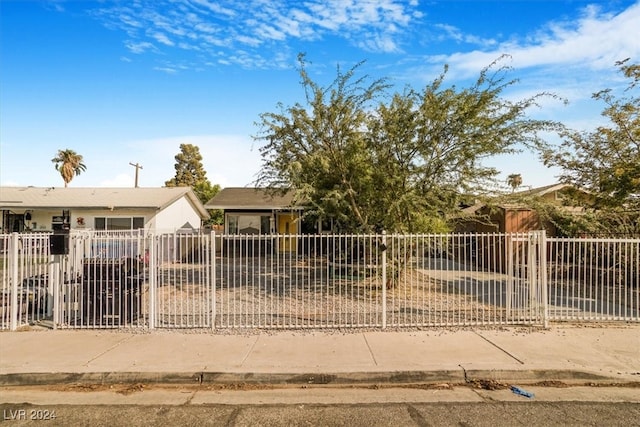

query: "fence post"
left=528, top=232, right=537, bottom=324
left=10, top=233, right=19, bottom=331
left=381, top=231, right=387, bottom=329
left=506, top=234, right=513, bottom=320
left=211, top=230, right=216, bottom=330
left=148, top=233, right=156, bottom=330
left=51, top=255, right=61, bottom=330
left=539, top=230, right=549, bottom=328
left=46, top=245, right=54, bottom=320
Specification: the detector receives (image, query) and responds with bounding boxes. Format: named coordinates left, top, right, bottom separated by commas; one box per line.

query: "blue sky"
left=1, top=0, right=639, bottom=191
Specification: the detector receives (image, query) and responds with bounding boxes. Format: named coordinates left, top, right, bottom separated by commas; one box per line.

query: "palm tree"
left=51, top=149, right=86, bottom=187
left=507, top=173, right=523, bottom=193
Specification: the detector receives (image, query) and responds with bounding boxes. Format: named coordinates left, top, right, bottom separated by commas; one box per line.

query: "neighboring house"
left=459, top=183, right=590, bottom=235
left=454, top=183, right=592, bottom=273
left=0, top=186, right=210, bottom=233
left=460, top=203, right=542, bottom=234
left=205, top=187, right=302, bottom=236
left=511, top=183, right=592, bottom=211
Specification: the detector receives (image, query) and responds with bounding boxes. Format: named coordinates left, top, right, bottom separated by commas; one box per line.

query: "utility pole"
left=129, top=162, right=143, bottom=188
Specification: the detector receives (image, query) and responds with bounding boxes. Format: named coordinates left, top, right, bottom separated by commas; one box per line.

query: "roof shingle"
left=0, top=187, right=209, bottom=218
left=205, top=188, right=296, bottom=210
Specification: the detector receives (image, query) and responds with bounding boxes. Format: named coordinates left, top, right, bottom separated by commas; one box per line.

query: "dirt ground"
left=5, top=379, right=638, bottom=396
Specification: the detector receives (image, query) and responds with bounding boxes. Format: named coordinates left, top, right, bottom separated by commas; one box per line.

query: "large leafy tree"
left=165, top=143, right=222, bottom=224
left=255, top=54, right=562, bottom=233
left=256, top=55, right=390, bottom=232
left=543, top=59, right=639, bottom=235
left=51, top=149, right=86, bottom=187
left=165, top=143, right=208, bottom=188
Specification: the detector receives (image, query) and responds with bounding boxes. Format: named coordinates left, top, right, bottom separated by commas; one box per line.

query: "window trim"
left=94, top=216, right=145, bottom=230
left=225, top=213, right=273, bottom=234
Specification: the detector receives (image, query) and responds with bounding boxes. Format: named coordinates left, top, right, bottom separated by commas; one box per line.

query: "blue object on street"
left=510, top=385, right=534, bottom=398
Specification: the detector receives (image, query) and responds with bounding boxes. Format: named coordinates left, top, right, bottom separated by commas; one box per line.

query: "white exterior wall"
left=71, top=209, right=155, bottom=231
left=154, top=197, right=202, bottom=232
left=23, top=210, right=55, bottom=232
left=3, top=196, right=203, bottom=233
left=19, top=209, right=155, bottom=232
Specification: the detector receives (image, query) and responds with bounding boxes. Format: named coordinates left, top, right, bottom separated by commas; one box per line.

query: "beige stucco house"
left=0, top=186, right=210, bottom=233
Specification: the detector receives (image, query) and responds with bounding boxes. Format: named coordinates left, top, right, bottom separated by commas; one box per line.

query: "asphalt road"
left=1, top=385, right=639, bottom=426
left=1, top=402, right=640, bottom=426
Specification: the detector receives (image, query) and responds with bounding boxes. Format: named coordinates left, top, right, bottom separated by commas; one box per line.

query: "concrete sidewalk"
left=0, top=325, right=638, bottom=387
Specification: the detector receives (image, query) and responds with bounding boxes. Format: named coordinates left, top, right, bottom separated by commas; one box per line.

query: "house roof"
left=205, top=188, right=297, bottom=210
left=512, top=183, right=573, bottom=197
left=461, top=183, right=586, bottom=215
left=0, top=186, right=210, bottom=218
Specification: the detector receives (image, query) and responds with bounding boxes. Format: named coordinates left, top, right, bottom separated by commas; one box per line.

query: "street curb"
left=460, top=369, right=628, bottom=383
left=0, top=369, right=628, bottom=387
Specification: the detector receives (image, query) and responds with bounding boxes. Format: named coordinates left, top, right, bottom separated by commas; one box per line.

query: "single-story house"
left=456, top=183, right=593, bottom=272
left=460, top=203, right=544, bottom=234
left=205, top=187, right=304, bottom=253
left=205, top=187, right=338, bottom=235
left=0, top=186, right=210, bottom=233
left=511, top=183, right=592, bottom=210
left=459, top=183, right=589, bottom=235
left=204, top=188, right=302, bottom=235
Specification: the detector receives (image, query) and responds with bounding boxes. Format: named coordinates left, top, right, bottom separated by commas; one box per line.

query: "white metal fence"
left=1, top=233, right=52, bottom=330
left=1, top=231, right=638, bottom=330
left=547, top=237, right=639, bottom=321
left=215, top=234, right=385, bottom=329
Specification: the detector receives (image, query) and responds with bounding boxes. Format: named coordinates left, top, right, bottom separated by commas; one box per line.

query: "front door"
left=2, top=211, right=25, bottom=233
left=277, top=213, right=298, bottom=252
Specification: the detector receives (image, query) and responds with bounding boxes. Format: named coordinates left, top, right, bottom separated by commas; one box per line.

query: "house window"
left=94, top=217, right=145, bottom=230
left=320, top=218, right=334, bottom=234
left=4, top=213, right=25, bottom=232
left=261, top=216, right=271, bottom=234
left=133, top=217, right=144, bottom=229
left=228, top=216, right=238, bottom=234
left=226, top=214, right=272, bottom=234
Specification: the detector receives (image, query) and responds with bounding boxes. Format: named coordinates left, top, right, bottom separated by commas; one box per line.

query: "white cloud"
left=88, top=0, right=421, bottom=69
left=395, top=1, right=639, bottom=114
left=153, top=67, right=177, bottom=74
left=118, top=13, right=143, bottom=29
left=150, top=32, right=174, bottom=46
left=86, top=0, right=640, bottom=76
left=235, top=35, right=263, bottom=47
left=434, top=24, right=497, bottom=48
left=125, top=41, right=156, bottom=54
left=436, top=2, right=640, bottom=77
left=194, top=22, right=217, bottom=34
left=357, top=34, right=399, bottom=53
left=189, top=0, right=237, bottom=17
left=253, top=22, right=287, bottom=41
left=46, top=1, right=66, bottom=13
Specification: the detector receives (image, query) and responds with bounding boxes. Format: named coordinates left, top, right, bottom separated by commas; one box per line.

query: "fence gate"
left=382, top=232, right=548, bottom=328
left=55, top=231, right=149, bottom=329
left=506, top=231, right=548, bottom=327
left=211, top=234, right=385, bottom=329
